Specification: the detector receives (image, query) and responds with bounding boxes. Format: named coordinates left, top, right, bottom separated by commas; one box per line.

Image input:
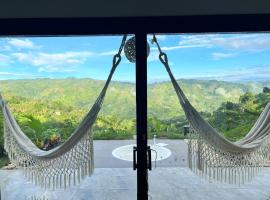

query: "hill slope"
left=1, top=78, right=269, bottom=119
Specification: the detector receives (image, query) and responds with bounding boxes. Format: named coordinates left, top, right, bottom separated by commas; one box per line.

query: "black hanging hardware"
left=133, top=146, right=137, bottom=170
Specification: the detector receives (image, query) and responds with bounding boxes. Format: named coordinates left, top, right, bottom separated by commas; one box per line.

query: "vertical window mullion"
left=135, top=32, right=148, bottom=200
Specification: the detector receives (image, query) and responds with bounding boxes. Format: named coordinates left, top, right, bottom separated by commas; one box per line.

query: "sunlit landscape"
left=1, top=34, right=270, bottom=200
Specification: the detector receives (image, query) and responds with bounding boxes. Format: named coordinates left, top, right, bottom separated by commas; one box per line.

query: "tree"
left=239, top=93, right=258, bottom=114
left=263, top=87, right=270, bottom=93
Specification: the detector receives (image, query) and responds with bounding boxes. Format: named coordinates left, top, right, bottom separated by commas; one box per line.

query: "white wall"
left=1, top=0, right=270, bottom=18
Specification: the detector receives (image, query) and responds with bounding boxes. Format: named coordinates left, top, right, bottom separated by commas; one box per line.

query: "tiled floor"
left=1, top=167, right=270, bottom=200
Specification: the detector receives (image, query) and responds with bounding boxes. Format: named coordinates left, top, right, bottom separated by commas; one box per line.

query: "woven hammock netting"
left=152, top=34, right=270, bottom=185
left=1, top=35, right=127, bottom=189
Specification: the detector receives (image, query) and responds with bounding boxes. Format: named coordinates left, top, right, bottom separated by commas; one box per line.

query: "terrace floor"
left=1, top=140, right=270, bottom=200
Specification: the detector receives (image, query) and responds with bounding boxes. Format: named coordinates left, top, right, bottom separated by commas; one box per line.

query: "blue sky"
left=0, top=33, right=270, bottom=82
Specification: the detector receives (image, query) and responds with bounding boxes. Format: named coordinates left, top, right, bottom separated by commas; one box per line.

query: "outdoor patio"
left=1, top=140, right=270, bottom=200
left=2, top=167, right=270, bottom=200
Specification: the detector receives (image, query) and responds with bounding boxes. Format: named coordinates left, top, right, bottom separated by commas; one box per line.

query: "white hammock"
left=1, top=35, right=127, bottom=189
left=152, top=34, right=270, bottom=184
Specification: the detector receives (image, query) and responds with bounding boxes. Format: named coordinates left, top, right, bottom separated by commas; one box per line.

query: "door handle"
left=133, top=146, right=137, bottom=170
left=133, top=146, right=152, bottom=170
left=147, top=146, right=152, bottom=170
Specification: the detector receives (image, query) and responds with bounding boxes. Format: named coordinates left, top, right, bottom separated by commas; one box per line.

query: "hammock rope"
left=1, top=35, right=127, bottom=189
left=152, top=34, right=270, bottom=184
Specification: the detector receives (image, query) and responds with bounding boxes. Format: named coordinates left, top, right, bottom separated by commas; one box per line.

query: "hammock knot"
left=159, top=52, right=168, bottom=66
left=113, top=54, right=122, bottom=67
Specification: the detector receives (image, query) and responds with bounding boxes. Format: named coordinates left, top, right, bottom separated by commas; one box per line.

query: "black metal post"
left=135, top=32, right=148, bottom=200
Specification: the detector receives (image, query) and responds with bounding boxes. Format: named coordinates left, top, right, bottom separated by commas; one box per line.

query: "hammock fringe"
left=4, top=120, right=94, bottom=189
left=188, top=127, right=270, bottom=185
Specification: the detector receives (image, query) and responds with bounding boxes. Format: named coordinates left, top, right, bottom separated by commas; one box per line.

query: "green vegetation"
left=0, top=156, right=9, bottom=168
left=0, top=79, right=270, bottom=167
left=209, top=90, right=270, bottom=141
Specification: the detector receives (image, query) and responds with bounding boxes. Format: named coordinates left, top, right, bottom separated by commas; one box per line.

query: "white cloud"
left=12, top=51, right=95, bottom=72
left=147, top=34, right=270, bottom=54
left=98, top=50, right=118, bottom=56
left=176, top=66, right=270, bottom=82
left=151, top=44, right=203, bottom=51
left=179, top=34, right=218, bottom=47
left=148, top=44, right=201, bottom=62
left=211, top=52, right=237, bottom=60
left=179, top=34, right=270, bottom=51
left=8, top=38, right=39, bottom=49
left=11, top=50, right=119, bottom=72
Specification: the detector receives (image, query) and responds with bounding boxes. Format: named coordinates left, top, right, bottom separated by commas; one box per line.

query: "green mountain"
left=1, top=78, right=269, bottom=120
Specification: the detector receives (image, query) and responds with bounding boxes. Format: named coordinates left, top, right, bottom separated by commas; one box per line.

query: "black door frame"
left=135, top=32, right=148, bottom=199
left=1, top=14, right=270, bottom=200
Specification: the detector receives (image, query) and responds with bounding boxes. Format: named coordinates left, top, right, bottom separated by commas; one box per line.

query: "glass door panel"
left=147, top=33, right=270, bottom=200
left=0, top=35, right=138, bottom=200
